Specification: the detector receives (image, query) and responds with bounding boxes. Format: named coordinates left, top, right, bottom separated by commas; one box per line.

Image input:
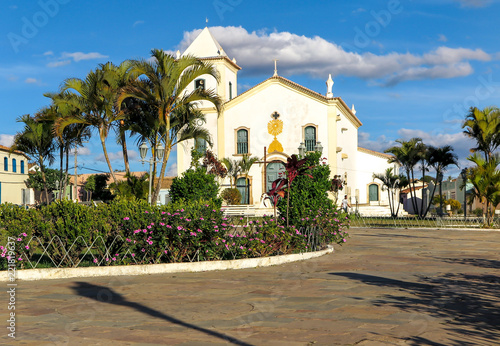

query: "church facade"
left=176, top=27, right=396, bottom=208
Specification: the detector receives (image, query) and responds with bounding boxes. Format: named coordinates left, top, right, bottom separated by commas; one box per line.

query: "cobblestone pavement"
left=3, top=227, right=500, bottom=345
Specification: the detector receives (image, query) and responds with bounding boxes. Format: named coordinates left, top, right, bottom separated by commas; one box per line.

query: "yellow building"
left=0, top=145, right=32, bottom=205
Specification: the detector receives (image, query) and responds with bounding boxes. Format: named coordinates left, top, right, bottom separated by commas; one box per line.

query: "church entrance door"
left=266, top=162, right=285, bottom=195
left=369, top=184, right=379, bottom=202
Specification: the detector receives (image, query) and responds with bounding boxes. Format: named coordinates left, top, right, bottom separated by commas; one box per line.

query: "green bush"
left=0, top=195, right=347, bottom=269
left=473, top=207, right=483, bottom=217
left=221, top=188, right=241, bottom=205
left=169, top=168, right=221, bottom=207
left=277, top=152, right=334, bottom=227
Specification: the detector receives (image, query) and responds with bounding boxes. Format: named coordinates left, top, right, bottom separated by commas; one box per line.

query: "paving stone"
left=4, top=227, right=500, bottom=345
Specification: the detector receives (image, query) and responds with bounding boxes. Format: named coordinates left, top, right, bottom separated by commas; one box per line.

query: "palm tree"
left=37, top=100, right=91, bottom=200
left=463, top=106, right=500, bottom=162
left=12, top=114, right=56, bottom=204
left=222, top=158, right=240, bottom=188
left=238, top=154, right=259, bottom=204
left=425, top=145, right=458, bottom=217
left=373, top=167, right=407, bottom=217
left=51, top=64, right=132, bottom=184
left=117, top=49, right=222, bottom=203
left=467, top=153, right=500, bottom=226
left=100, top=61, right=135, bottom=175
left=385, top=138, right=422, bottom=216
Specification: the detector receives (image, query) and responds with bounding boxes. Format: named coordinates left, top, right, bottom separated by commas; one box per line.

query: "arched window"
left=195, top=79, right=205, bottom=90
left=229, top=81, right=233, bottom=100
left=3, top=157, right=7, bottom=171
left=20, top=160, right=25, bottom=174
left=12, top=158, right=16, bottom=173
left=304, top=126, right=316, bottom=152
left=195, top=138, right=206, bottom=154
left=237, top=129, right=248, bottom=154
left=236, top=177, right=249, bottom=204
left=369, top=184, right=379, bottom=202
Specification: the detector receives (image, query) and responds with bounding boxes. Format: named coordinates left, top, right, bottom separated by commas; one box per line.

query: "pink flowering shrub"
left=0, top=197, right=349, bottom=269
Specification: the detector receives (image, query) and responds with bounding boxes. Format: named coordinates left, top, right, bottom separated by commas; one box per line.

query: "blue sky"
left=2, top=0, right=500, bottom=177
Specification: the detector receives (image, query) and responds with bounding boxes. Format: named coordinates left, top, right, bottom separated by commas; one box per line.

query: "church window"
left=229, top=81, right=233, bottom=100
left=20, top=160, right=25, bottom=174
left=12, top=158, right=16, bottom=173
left=195, top=79, right=205, bottom=90
left=3, top=157, right=7, bottom=171
left=237, top=129, right=248, bottom=154
left=304, top=126, right=317, bottom=152
left=195, top=138, right=207, bottom=154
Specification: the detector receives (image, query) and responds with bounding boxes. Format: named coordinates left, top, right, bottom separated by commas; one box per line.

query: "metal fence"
left=349, top=215, right=500, bottom=229
left=1, top=226, right=325, bottom=270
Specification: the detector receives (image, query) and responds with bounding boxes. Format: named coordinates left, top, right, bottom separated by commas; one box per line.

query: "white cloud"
left=352, top=8, right=366, bottom=14
left=62, top=52, right=108, bottom=62
left=133, top=20, right=144, bottom=27
left=46, top=51, right=109, bottom=69
left=96, top=151, right=123, bottom=162
left=358, top=131, right=397, bottom=153
left=77, top=147, right=92, bottom=156
left=360, top=129, right=477, bottom=176
left=25, top=78, right=40, bottom=84
left=47, top=60, right=71, bottom=68
left=95, top=150, right=138, bottom=163
left=438, top=34, right=448, bottom=42
left=454, top=0, right=495, bottom=7
left=0, top=134, right=14, bottom=147
left=166, top=163, right=177, bottom=176
left=179, top=26, right=495, bottom=86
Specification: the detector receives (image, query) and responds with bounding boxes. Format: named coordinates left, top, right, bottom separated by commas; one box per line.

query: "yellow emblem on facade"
left=267, top=112, right=283, bottom=153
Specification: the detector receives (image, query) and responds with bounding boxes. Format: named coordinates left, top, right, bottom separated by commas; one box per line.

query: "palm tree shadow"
left=71, top=282, right=253, bottom=346
left=330, top=272, right=500, bottom=345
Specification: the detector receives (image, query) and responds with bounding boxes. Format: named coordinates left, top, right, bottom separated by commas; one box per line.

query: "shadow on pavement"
left=330, top=272, right=500, bottom=346
left=71, top=282, right=254, bottom=346
left=436, top=257, right=500, bottom=269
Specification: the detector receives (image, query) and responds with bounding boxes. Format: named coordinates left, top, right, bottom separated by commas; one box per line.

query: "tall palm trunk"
left=387, top=188, right=393, bottom=217
left=59, top=145, right=64, bottom=200
left=63, top=146, right=70, bottom=199
left=152, top=147, right=171, bottom=205
left=99, top=127, right=117, bottom=183
left=39, top=155, right=49, bottom=204
left=120, top=126, right=130, bottom=175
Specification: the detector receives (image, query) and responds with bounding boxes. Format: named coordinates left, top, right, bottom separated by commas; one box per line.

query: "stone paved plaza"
left=4, top=227, right=500, bottom=345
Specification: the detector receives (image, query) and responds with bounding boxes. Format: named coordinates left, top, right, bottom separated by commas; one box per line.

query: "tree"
left=385, top=138, right=422, bottom=216
left=37, top=101, right=90, bottom=200
left=51, top=63, right=133, bottom=184
left=463, top=106, right=500, bottom=162
left=467, top=153, right=500, bottom=227
left=373, top=167, right=407, bottom=218
left=84, top=174, right=113, bottom=201
left=277, top=152, right=327, bottom=226
left=169, top=168, right=221, bottom=206
left=117, top=49, right=222, bottom=204
left=100, top=61, right=135, bottom=175
left=425, top=145, right=458, bottom=217
left=109, top=173, right=148, bottom=200
left=25, top=168, right=65, bottom=202
left=222, top=158, right=240, bottom=188
left=12, top=114, right=56, bottom=204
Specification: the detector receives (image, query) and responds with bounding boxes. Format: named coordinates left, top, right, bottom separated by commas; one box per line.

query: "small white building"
left=176, top=27, right=398, bottom=208
left=0, top=145, right=34, bottom=205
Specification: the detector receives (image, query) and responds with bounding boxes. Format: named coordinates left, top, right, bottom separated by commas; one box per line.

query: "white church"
left=176, top=27, right=398, bottom=214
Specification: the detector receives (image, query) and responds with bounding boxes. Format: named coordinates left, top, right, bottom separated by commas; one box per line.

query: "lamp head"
left=139, top=142, right=148, bottom=160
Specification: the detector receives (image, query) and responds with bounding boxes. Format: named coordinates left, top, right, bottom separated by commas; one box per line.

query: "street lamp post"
left=461, top=168, right=468, bottom=221
left=139, top=142, right=165, bottom=205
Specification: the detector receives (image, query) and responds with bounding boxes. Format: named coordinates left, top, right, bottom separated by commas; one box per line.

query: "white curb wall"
left=1, top=246, right=334, bottom=281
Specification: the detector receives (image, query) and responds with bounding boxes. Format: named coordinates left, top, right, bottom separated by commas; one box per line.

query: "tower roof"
left=182, top=27, right=227, bottom=58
